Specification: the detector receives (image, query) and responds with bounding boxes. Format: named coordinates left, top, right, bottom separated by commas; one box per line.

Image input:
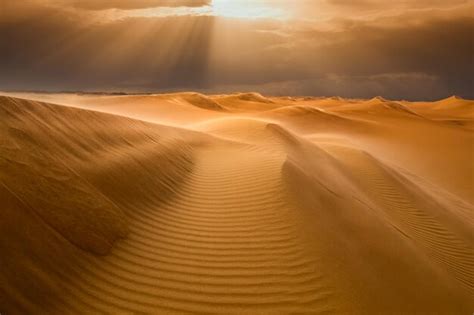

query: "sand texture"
left=0, top=92, right=473, bottom=314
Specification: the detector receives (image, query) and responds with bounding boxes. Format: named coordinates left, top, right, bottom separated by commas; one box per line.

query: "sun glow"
left=109, top=0, right=287, bottom=20
left=211, top=0, right=287, bottom=19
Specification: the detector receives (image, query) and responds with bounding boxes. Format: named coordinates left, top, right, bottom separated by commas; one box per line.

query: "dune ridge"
left=0, top=93, right=473, bottom=314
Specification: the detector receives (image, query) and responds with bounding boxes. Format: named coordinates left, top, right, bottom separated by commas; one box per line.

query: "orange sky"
left=1, top=0, right=473, bottom=99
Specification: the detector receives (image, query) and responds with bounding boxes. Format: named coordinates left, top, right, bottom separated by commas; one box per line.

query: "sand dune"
left=0, top=93, right=473, bottom=314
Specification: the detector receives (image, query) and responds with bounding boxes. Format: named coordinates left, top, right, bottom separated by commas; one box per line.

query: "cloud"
left=58, top=0, right=211, bottom=10
left=199, top=8, right=474, bottom=99
left=0, top=0, right=472, bottom=100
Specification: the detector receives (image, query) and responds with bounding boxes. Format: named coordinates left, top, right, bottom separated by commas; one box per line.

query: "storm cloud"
left=0, top=0, right=472, bottom=100
left=65, top=0, right=211, bottom=10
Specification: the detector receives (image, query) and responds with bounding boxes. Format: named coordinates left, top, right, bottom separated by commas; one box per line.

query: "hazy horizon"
left=1, top=89, right=471, bottom=103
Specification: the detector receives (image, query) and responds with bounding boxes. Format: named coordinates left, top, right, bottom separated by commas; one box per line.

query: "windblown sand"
left=0, top=92, right=473, bottom=314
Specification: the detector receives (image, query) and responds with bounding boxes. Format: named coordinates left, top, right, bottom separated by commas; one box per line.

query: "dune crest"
left=177, top=93, right=227, bottom=112
left=0, top=93, right=473, bottom=314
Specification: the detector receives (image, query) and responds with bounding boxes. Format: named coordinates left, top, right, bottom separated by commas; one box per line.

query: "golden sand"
left=0, top=92, right=473, bottom=314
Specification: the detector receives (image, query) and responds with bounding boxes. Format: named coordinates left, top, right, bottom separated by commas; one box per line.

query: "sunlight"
left=211, top=0, right=287, bottom=19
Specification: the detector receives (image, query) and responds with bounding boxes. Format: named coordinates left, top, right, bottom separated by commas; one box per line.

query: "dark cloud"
left=325, top=0, right=469, bottom=9
left=0, top=0, right=472, bottom=100
left=65, top=0, right=211, bottom=10
left=197, top=13, right=474, bottom=99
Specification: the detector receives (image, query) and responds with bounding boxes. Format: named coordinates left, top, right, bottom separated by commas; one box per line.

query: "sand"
left=0, top=92, right=473, bottom=314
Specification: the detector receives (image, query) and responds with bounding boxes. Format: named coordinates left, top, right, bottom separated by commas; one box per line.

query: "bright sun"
left=211, top=0, right=286, bottom=19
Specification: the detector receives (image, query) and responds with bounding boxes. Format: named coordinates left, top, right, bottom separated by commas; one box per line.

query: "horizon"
left=1, top=89, right=471, bottom=103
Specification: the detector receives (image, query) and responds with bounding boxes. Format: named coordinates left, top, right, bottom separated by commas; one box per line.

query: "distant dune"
left=0, top=92, right=473, bottom=314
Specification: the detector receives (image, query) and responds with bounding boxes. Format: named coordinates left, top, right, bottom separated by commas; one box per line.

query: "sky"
left=0, top=0, right=473, bottom=100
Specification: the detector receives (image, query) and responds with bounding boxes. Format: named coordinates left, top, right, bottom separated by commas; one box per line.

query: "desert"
left=1, top=0, right=473, bottom=313
left=0, top=92, right=473, bottom=314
